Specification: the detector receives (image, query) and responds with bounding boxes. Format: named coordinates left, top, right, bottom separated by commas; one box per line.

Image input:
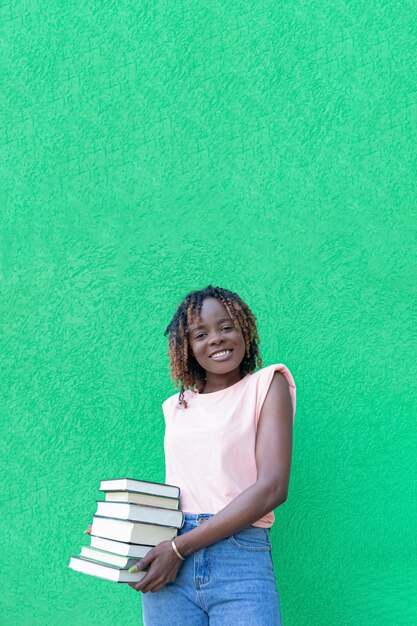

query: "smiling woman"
left=164, top=285, right=263, bottom=407
left=131, top=285, right=296, bottom=626
left=187, top=298, right=247, bottom=393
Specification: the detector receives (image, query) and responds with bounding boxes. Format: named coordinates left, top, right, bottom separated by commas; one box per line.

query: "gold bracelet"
left=171, top=539, right=185, bottom=560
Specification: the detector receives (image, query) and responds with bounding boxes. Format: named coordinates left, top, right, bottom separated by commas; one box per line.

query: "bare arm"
left=127, top=371, right=294, bottom=593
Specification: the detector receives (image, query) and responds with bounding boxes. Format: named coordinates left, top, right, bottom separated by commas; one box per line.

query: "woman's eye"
left=194, top=327, right=233, bottom=339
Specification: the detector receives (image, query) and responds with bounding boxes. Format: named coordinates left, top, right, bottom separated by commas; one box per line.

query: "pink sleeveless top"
left=162, top=363, right=296, bottom=528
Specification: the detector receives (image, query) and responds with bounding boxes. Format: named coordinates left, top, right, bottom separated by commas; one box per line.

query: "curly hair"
left=164, top=285, right=262, bottom=408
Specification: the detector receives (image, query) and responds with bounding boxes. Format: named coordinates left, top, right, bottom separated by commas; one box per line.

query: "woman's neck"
left=200, top=368, right=244, bottom=393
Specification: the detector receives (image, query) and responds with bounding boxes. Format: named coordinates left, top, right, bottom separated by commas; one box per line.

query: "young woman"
left=129, top=285, right=296, bottom=624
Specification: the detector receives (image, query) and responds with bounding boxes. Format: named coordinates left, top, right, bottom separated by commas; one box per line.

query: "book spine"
left=93, top=514, right=178, bottom=529
left=94, top=502, right=183, bottom=527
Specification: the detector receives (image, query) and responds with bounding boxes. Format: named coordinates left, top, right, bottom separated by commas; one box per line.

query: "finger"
left=134, top=571, right=154, bottom=592
left=128, top=561, right=145, bottom=574
left=141, top=574, right=165, bottom=594
left=146, top=577, right=166, bottom=594
left=136, top=574, right=151, bottom=591
left=127, top=568, right=150, bottom=591
left=129, top=555, right=152, bottom=573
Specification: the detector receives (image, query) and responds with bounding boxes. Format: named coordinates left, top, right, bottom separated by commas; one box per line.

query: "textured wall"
left=2, top=2, right=416, bottom=625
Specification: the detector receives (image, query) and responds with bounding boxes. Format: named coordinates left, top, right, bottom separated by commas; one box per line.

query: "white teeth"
left=211, top=350, right=231, bottom=357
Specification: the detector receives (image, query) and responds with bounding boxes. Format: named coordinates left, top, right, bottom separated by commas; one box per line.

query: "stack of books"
left=68, top=477, right=183, bottom=583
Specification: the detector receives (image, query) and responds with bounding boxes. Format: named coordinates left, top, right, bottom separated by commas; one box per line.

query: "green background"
left=2, top=1, right=416, bottom=624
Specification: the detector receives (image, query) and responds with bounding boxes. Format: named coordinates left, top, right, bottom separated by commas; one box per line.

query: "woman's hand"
left=127, top=540, right=184, bottom=593
left=83, top=523, right=183, bottom=592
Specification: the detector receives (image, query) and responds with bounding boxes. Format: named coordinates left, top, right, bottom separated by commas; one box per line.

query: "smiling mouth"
left=209, top=349, right=233, bottom=359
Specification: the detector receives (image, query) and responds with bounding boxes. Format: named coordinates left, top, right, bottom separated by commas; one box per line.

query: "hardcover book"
left=99, top=478, right=180, bottom=499
left=79, top=546, right=142, bottom=569
left=94, top=500, right=184, bottom=528
left=68, top=555, right=146, bottom=583
left=91, top=515, right=178, bottom=545
left=104, top=490, right=180, bottom=510
left=89, top=535, right=153, bottom=558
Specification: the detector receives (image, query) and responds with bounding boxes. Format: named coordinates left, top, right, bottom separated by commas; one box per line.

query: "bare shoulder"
left=259, top=371, right=293, bottom=422
left=266, top=371, right=292, bottom=400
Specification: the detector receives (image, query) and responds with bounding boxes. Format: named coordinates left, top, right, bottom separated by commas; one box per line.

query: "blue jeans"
left=141, top=513, right=282, bottom=625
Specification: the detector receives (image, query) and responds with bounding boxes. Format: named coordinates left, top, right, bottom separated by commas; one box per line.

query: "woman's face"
left=187, top=297, right=246, bottom=376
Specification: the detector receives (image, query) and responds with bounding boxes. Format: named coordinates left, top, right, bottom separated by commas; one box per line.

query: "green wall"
left=2, top=2, right=416, bottom=624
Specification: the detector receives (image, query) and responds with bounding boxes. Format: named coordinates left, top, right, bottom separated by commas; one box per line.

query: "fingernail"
left=128, top=565, right=139, bottom=573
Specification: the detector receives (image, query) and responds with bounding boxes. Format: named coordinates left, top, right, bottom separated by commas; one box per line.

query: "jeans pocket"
left=228, top=526, right=272, bottom=551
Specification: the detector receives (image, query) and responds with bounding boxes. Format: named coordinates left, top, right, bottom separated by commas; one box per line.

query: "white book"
left=99, top=478, right=180, bottom=499
left=91, top=515, right=178, bottom=545
left=68, top=555, right=146, bottom=583
left=104, top=490, right=180, bottom=510
left=79, top=546, right=141, bottom=569
left=89, top=535, right=152, bottom=558
left=94, top=501, right=184, bottom=528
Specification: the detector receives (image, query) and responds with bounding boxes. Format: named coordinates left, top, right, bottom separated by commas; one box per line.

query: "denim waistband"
left=181, top=513, right=270, bottom=532
left=180, top=513, right=215, bottom=529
